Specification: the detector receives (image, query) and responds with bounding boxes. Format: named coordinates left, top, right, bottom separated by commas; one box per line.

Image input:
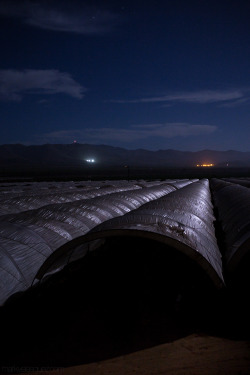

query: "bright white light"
left=86, top=159, right=95, bottom=163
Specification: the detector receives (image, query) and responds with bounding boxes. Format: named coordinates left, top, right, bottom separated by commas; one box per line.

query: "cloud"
left=0, top=0, right=119, bottom=34
left=217, top=97, right=250, bottom=108
left=0, top=69, right=86, bottom=101
left=110, top=89, right=248, bottom=105
left=41, top=123, right=217, bottom=143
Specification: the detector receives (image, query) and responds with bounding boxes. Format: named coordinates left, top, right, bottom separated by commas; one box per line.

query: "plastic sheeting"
left=0, top=180, right=181, bottom=215
left=210, top=178, right=250, bottom=274
left=222, top=178, right=250, bottom=188
left=0, top=180, right=193, bottom=305
left=47, top=179, right=224, bottom=289
left=0, top=182, right=142, bottom=216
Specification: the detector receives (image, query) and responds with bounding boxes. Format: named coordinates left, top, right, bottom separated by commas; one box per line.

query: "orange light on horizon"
left=196, top=163, right=214, bottom=167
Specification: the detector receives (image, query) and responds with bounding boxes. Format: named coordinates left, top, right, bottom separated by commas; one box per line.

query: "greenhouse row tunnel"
left=210, top=178, right=250, bottom=290
left=0, top=179, right=196, bottom=306
left=36, top=179, right=224, bottom=288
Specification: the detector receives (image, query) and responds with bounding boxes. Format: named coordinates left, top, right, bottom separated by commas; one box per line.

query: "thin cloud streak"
left=217, top=97, right=250, bottom=108
left=0, top=69, right=86, bottom=101
left=111, top=89, right=248, bottom=105
left=41, top=123, right=217, bottom=144
left=0, top=0, right=119, bottom=34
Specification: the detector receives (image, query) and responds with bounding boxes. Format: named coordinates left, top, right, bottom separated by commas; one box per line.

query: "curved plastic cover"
left=210, top=178, right=250, bottom=273
left=83, top=179, right=224, bottom=288
left=0, top=180, right=190, bottom=305
left=222, top=178, right=250, bottom=188
left=0, top=182, right=142, bottom=216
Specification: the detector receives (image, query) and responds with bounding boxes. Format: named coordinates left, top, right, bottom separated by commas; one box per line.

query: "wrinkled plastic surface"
left=0, top=180, right=190, bottom=305
left=210, top=178, right=250, bottom=273
left=79, top=179, right=224, bottom=288
left=222, top=178, right=250, bottom=188
left=0, top=182, right=142, bottom=216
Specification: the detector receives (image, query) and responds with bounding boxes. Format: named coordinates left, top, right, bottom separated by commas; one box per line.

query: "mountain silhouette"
left=0, top=143, right=250, bottom=169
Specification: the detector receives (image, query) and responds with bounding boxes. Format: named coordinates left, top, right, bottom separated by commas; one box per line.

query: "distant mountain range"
left=0, top=143, right=250, bottom=169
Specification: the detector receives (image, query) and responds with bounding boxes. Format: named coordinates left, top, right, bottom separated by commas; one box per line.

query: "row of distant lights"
left=86, top=159, right=95, bottom=163
left=196, top=163, right=214, bottom=167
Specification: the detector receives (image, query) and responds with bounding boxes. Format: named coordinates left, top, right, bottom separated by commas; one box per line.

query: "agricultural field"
left=0, top=177, right=250, bottom=374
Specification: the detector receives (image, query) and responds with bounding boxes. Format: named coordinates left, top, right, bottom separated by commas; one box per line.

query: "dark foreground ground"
left=1, top=238, right=250, bottom=374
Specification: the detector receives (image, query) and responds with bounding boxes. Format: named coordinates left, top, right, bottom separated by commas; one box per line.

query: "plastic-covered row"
left=0, top=182, right=142, bottom=216
left=48, top=179, right=224, bottom=289
left=221, top=177, right=250, bottom=188
left=0, top=180, right=181, bottom=216
left=210, top=178, right=250, bottom=275
left=0, top=180, right=193, bottom=305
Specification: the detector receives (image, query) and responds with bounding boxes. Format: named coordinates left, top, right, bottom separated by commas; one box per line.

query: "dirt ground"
left=6, top=333, right=249, bottom=375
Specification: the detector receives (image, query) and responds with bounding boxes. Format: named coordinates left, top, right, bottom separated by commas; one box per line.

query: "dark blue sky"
left=0, top=0, right=249, bottom=151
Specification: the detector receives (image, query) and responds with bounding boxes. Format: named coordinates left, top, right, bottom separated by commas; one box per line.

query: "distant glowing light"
left=196, top=163, right=214, bottom=167
left=86, top=159, right=95, bottom=163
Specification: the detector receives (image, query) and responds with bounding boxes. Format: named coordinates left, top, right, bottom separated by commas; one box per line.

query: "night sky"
left=0, top=0, right=249, bottom=151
